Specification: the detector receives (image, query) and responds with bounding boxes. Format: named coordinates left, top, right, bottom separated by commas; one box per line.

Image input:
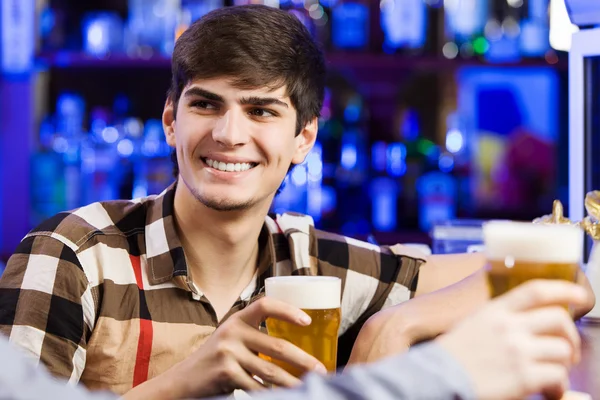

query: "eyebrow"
left=183, top=87, right=224, bottom=102
left=183, top=87, right=289, bottom=109
left=239, top=96, right=289, bottom=109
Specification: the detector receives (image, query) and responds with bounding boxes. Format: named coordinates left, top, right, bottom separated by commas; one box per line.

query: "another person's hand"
left=125, top=297, right=327, bottom=400
left=437, top=280, right=587, bottom=400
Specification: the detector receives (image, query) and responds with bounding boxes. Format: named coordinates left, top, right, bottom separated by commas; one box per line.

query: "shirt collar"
left=145, top=182, right=276, bottom=290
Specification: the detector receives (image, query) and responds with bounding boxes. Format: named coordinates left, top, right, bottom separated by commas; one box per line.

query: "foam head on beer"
left=264, top=276, right=341, bottom=376
left=264, top=276, right=341, bottom=309
left=483, top=221, right=583, bottom=298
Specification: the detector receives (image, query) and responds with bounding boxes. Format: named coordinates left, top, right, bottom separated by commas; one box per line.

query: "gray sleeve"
left=0, top=337, right=116, bottom=400
left=223, top=342, right=476, bottom=400
left=0, top=335, right=474, bottom=400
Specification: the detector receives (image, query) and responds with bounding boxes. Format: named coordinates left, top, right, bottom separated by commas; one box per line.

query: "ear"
left=291, top=117, right=318, bottom=165
left=163, top=97, right=176, bottom=147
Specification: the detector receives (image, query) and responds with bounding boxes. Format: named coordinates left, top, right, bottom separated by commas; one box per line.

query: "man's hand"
left=437, top=280, right=587, bottom=400
left=124, top=297, right=327, bottom=400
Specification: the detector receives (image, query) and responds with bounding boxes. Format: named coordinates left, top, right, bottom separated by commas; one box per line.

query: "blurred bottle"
left=178, top=0, right=223, bottom=36
left=56, top=93, right=85, bottom=210
left=31, top=117, right=67, bottom=225
left=1, top=0, right=34, bottom=74
left=331, top=0, right=369, bottom=50
left=370, top=177, right=399, bottom=232
left=117, top=116, right=145, bottom=199
left=82, top=12, right=124, bottom=57
left=380, top=0, right=428, bottom=53
left=127, top=0, right=181, bottom=56
left=417, top=171, right=457, bottom=232
left=80, top=107, right=121, bottom=205
left=134, top=119, right=173, bottom=198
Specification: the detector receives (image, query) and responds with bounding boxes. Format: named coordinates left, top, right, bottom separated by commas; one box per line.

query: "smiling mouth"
left=202, top=157, right=258, bottom=172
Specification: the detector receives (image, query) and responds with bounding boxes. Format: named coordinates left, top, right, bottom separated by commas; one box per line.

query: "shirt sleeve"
left=313, top=229, right=427, bottom=366
left=218, top=342, right=475, bottom=400
left=0, top=234, right=93, bottom=383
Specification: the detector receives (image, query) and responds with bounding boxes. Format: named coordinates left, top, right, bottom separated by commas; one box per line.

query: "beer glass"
left=483, top=221, right=583, bottom=298
left=264, top=276, right=341, bottom=377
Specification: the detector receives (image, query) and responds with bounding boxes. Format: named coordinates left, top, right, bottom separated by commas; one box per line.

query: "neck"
left=173, top=178, right=272, bottom=311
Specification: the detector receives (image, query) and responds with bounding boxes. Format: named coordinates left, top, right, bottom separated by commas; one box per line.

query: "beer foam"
left=483, top=221, right=583, bottom=263
left=265, top=276, right=341, bottom=310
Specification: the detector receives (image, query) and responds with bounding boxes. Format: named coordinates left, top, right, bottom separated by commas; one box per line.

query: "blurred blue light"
left=438, top=153, right=455, bottom=172
left=40, top=8, right=56, bottom=37
left=386, top=143, right=407, bottom=177
left=446, top=129, right=464, bottom=153
left=52, top=137, right=69, bottom=153
left=87, top=23, right=105, bottom=50
left=371, top=177, right=397, bottom=232
left=133, top=184, right=148, bottom=199
left=381, top=0, right=427, bottom=50
left=344, top=104, right=361, bottom=123
left=291, top=166, right=308, bottom=186
left=117, top=139, right=135, bottom=157
left=331, top=2, right=369, bottom=49
left=91, top=119, right=107, bottom=136
left=102, top=127, right=119, bottom=143
left=142, top=139, right=161, bottom=157
left=320, top=0, right=338, bottom=6
left=401, top=109, right=420, bottom=141
left=81, top=148, right=95, bottom=174
left=341, top=143, right=358, bottom=170
left=307, top=187, right=322, bottom=221
left=306, top=151, right=323, bottom=180
left=372, top=141, right=387, bottom=172
left=124, top=118, right=144, bottom=138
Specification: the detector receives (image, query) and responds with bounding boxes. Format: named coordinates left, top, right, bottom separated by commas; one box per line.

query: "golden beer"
left=483, top=221, right=583, bottom=298
left=265, top=276, right=341, bottom=377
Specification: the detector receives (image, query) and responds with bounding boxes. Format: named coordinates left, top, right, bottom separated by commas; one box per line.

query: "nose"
left=212, top=110, right=250, bottom=148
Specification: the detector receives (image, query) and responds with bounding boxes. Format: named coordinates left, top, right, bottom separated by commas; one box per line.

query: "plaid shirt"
left=0, top=183, right=424, bottom=395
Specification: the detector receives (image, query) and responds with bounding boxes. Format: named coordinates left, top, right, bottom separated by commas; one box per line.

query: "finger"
left=239, top=323, right=327, bottom=374
left=521, top=307, right=581, bottom=363
left=496, top=280, right=587, bottom=312
left=525, top=337, right=574, bottom=367
left=524, top=363, right=569, bottom=399
left=237, top=297, right=311, bottom=327
left=225, top=362, right=267, bottom=393
left=237, top=347, right=303, bottom=388
left=541, top=381, right=570, bottom=400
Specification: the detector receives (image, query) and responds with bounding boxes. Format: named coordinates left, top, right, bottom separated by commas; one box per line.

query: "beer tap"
left=533, top=192, right=600, bottom=241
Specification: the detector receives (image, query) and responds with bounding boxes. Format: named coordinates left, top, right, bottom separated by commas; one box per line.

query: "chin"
left=200, top=198, right=255, bottom=212
left=192, top=189, right=256, bottom=212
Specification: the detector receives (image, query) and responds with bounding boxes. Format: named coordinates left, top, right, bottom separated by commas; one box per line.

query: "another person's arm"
left=349, top=251, right=595, bottom=365
left=0, top=336, right=114, bottom=400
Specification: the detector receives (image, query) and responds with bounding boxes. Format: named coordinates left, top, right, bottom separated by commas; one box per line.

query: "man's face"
left=163, top=77, right=317, bottom=212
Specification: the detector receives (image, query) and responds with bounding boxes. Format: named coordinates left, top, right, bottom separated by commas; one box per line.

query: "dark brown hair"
left=168, top=5, right=326, bottom=177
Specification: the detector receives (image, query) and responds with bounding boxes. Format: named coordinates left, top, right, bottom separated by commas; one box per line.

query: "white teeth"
left=205, top=158, right=255, bottom=172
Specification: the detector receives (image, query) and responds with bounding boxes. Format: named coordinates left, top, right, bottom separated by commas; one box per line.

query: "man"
left=0, top=281, right=587, bottom=400
left=0, top=4, right=594, bottom=399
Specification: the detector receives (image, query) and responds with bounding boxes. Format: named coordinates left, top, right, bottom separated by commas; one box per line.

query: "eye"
left=190, top=101, right=218, bottom=110
left=249, top=108, right=276, bottom=118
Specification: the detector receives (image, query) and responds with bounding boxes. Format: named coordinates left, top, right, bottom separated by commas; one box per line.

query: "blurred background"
left=0, top=0, right=584, bottom=265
